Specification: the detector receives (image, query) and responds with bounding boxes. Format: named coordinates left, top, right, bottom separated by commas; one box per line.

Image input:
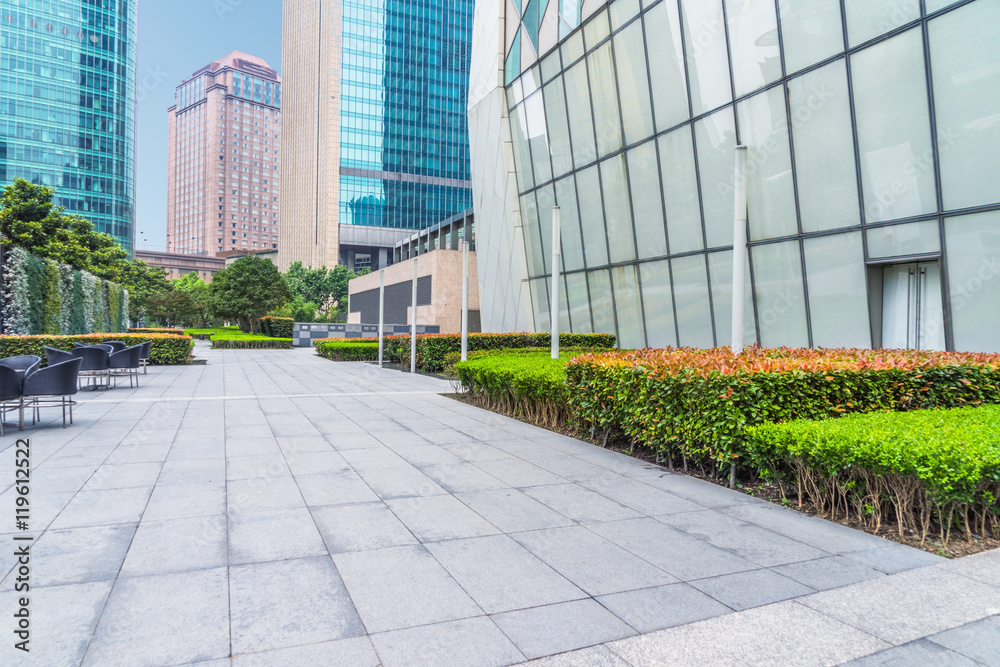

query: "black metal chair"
left=139, top=340, right=152, bottom=374
left=100, top=340, right=127, bottom=353
left=109, top=344, right=142, bottom=388
left=0, top=365, right=22, bottom=436
left=44, top=347, right=75, bottom=366
left=0, top=355, right=41, bottom=377
left=22, top=358, right=81, bottom=429
left=74, top=343, right=114, bottom=353
left=71, top=346, right=110, bottom=390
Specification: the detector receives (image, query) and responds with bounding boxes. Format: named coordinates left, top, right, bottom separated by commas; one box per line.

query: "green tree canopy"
left=210, top=256, right=291, bottom=333
left=0, top=178, right=129, bottom=280
left=118, top=260, right=172, bottom=320
left=283, top=261, right=370, bottom=323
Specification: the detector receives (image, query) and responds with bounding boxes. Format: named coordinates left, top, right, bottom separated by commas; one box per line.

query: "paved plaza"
left=0, top=343, right=997, bottom=666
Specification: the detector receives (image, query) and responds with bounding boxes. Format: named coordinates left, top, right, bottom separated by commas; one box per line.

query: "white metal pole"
left=732, top=146, right=749, bottom=356
left=410, top=256, right=418, bottom=373
left=461, top=234, right=469, bottom=361
left=378, top=269, right=385, bottom=368
left=550, top=206, right=561, bottom=360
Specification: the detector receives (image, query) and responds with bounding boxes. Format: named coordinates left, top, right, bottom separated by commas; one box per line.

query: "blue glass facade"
left=338, top=0, right=474, bottom=231
left=0, top=0, right=138, bottom=253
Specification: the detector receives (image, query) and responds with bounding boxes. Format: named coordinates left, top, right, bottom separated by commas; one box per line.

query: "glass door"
left=881, top=261, right=945, bottom=350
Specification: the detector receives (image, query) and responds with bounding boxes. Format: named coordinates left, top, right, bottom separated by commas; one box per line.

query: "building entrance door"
left=881, top=261, right=945, bottom=350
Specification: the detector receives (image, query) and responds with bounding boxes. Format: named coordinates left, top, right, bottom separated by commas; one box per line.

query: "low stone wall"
left=293, top=322, right=440, bottom=347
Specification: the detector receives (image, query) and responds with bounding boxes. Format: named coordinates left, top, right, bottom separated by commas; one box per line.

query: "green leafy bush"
left=745, top=405, right=1000, bottom=545
left=566, top=347, right=1000, bottom=476
left=455, top=350, right=580, bottom=428
left=129, top=327, right=185, bottom=335
left=0, top=333, right=192, bottom=365
left=314, top=339, right=380, bottom=361
left=207, top=327, right=292, bottom=349
left=260, top=316, right=294, bottom=338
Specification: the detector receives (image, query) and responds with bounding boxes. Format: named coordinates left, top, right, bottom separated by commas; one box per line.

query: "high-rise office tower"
left=278, top=0, right=475, bottom=271
left=0, top=1, right=138, bottom=253
left=166, top=51, right=281, bottom=256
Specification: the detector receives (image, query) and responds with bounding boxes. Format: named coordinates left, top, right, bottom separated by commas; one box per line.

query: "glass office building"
left=469, top=0, right=1000, bottom=352
left=0, top=0, right=138, bottom=254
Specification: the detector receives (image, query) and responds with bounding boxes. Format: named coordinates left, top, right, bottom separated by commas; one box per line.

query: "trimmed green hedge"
left=380, top=332, right=616, bottom=372
left=129, top=327, right=184, bottom=335
left=314, top=339, right=379, bottom=361
left=209, top=328, right=292, bottom=349
left=566, top=347, right=1000, bottom=478
left=746, top=405, right=1000, bottom=545
left=260, top=316, right=294, bottom=338
left=0, top=333, right=193, bottom=365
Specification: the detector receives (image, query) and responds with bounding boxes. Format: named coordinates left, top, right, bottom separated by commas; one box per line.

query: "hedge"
left=129, top=327, right=184, bottom=335
left=209, top=328, right=292, bottom=349
left=565, top=346, right=1000, bottom=484
left=260, top=316, right=294, bottom=338
left=745, top=405, right=1000, bottom=545
left=0, top=333, right=193, bottom=365
left=314, top=339, right=380, bottom=361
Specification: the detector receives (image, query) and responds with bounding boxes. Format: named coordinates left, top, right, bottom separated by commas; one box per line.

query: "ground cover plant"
left=0, top=333, right=192, bottom=364
left=745, top=405, right=1000, bottom=546
left=314, top=338, right=380, bottom=361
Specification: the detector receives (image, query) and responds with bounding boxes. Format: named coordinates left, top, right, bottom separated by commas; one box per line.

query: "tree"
left=118, top=260, right=172, bottom=322
left=173, top=271, right=212, bottom=327
left=210, top=256, right=291, bottom=333
left=146, top=290, right=204, bottom=328
left=283, top=261, right=370, bottom=323
left=0, top=179, right=129, bottom=280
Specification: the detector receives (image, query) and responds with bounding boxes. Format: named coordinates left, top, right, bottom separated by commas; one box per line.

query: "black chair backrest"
left=71, top=346, right=110, bottom=371
left=109, top=345, right=142, bottom=369
left=0, top=365, right=22, bottom=401
left=139, top=341, right=152, bottom=360
left=0, top=355, right=41, bottom=374
left=44, top=347, right=75, bottom=366
left=23, top=357, right=82, bottom=397
left=101, top=341, right=127, bottom=352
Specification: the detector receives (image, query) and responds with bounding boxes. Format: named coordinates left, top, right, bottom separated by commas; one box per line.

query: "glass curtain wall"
left=503, top=0, right=1000, bottom=352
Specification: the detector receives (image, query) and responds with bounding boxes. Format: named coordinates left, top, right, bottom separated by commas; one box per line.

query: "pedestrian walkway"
left=0, top=343, right=996, bottom=666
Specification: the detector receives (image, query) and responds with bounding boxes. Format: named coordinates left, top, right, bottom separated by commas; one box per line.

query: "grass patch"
left=183, top=326, right=292, bottom=349
left=314, top=339, right=379, bottom=361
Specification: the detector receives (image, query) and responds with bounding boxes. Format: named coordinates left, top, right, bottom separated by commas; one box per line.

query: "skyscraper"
left=0, top=1, right=138, bottom=253
left=166, top=51, right=281, bottom=256
left=278, top=0, right=474, bottom=271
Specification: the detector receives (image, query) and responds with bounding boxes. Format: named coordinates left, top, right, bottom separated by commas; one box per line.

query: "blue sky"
left=134, top=0, right=282, bottom=251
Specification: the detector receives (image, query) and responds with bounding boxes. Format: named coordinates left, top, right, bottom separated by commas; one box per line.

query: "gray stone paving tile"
left=843, top=639, right=981, bottom=666
left=577, top=474, right=704, bottom=517
left=229, top=508, right=328, bottom=564
left=473, top=457, right=567, bottom=487
left=355, top=463, right=449, bottom=500
left=232, top=636, right=380, bottom=667
left=720, top=501, right=896, bottom=554
left=81, top=461, right=163, bottom=491
left=333, top=544, right=484, bottom=633
left=83, top=568, right=230, bottom=666
left=514, top=645, right=632, bottom=666
left=627, top=469, right=764, bottom=509
left=385, top=495, right=500, bottom=542
left=844, top=543, right=948, bottom=574
left=523, top=483, right=643, bottom=524
left=771, top=556, right=887, bottom=591
left=0, top=489, right=74, bottom=532
left=117, top=428, right=178, bottom=446
left=657, top=509, right=830, bottom=567
left=607, top=600, right=889, bottom=666
left=41, top=449, right=113, bottom=468
left=276, top=434, right=341, bottom=452
left=313, top=501, right=418, bottom=553
left=269, top=421, right=322, bottom=437
left=798, top=568, right=1000, bottom=645
left=588, top=518, right=758, bottom=581
left=120, top=515, right=227, bottom=577
left=104, top=443, right=172, bottom=464
left=340, top=446, right=410, bottom=471
left=513, top=526, right=677, bottom=596
left=1, top=524, right=136, bottom=589
left=226, top=437, right=283, bottom=457
left=492, top=599, right=637, bottom=660
left=934, top=546, right=1000, bottom=587
left=167, top=441, right=227, bottom=461
left=522, top=454, right=614, bottom=482
left=227, top=454, right=292, bottom=479
left=49, top=487, right=152, bottom=529
left=928, top=615, right=1000, bottom=666
left=284, top=450, right=351, bottom=475
left=371, top=616, right=526, bottom=667
left=440, top=440, right=514, bottom=462
left=27, top=464, right=97, bottom=494
left=0, top=580, right=112, bottom=667
left=688, top=568, right=815, bottom=611
left=374, top=431, right=435, bottom=448
left=159, top=459, right=227, bottom=484
left=296, top=470, right=380, bottom=507
left=455, top=488, right=576, bottom=532
left=229, top=557, right=365, bottom=654
left=417, top=462, right=510, bottom=493
left=394, top=444, right=465, bottom=467
left=596, top=583, right=733, bottom=634
left=143, top=480, right=226, bottom=521
left=426, top=535, right=586, bottom=613
left=228, top=477, right=306, bottom=514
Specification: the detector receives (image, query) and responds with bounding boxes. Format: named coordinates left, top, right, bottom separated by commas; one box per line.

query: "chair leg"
left=62, top=397, right=67, bottom=428
left=18, top=398, right=24, bottom=431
